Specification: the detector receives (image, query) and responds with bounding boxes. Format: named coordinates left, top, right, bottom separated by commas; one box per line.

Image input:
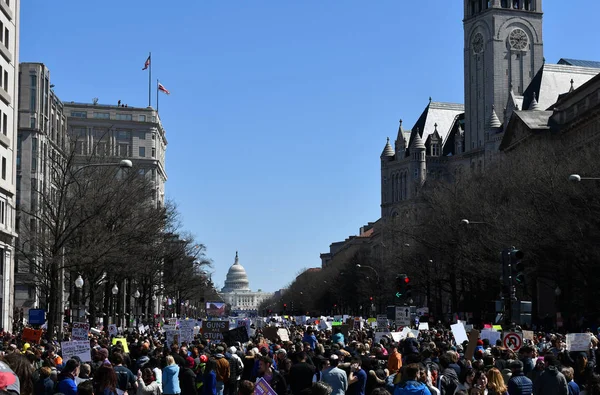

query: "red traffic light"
left=283, top=303, right=287, bottom=308
left=369, top=296, right=373, bottom=301
left=404, top=276, right=410, bottom=284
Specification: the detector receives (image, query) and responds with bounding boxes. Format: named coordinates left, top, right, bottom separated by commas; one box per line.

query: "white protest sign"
left=481, top=330, right=502, bottom=345
left=418, top=322, right=429, bottom=331
left=567, top=333, right=592, bottom=352
left=61, top=341, right=91, bottom=362
left=108, top=324, right=118, bottom=337
left=179, top=320, right=196, bottom=344
left=72, top=322, right=89, bottom=341
left=166, top=330, right=181, bottom=348
left=451, top=323, right=469, bottom=344
left=374, top=331, right=391, bottom=344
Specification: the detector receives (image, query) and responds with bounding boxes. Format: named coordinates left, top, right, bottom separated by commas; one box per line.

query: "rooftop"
left=558, top=58, right=600, bottom=69
left=65, top=102, right=158, bottom=112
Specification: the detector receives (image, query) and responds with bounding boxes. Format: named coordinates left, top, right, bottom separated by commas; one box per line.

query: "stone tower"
left=463, top=0, right=544, bottom=152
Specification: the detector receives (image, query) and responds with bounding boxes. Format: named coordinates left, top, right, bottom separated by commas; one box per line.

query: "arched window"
left=391, top=174, right=396, bottom=202
left=399, top=173, right=403, bottom=200
left=403, top=172, right=408, bottom=198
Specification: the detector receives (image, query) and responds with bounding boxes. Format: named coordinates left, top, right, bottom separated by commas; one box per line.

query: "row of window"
left=73, top=140, right=157, bottom=159
left=470, top=0, right=534, bottom=15
left=0, top=64, right=9, bottom=94
left=71, top=111, right=153, bottom=123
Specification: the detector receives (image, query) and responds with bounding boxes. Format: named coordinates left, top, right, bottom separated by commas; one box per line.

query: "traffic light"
left=396, top=274, right=409, bottom=298
left=283, top=303, right=287, bottom=311
left=510, top=249, right=525, bottom=284
left=369, top=296, right=373, bottom=302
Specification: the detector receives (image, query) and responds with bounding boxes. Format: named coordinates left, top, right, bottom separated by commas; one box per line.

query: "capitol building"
left=219, top=252, right=272, bottom=314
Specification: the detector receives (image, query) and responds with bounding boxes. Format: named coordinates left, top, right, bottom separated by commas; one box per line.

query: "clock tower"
left=463, top=0, right=544, bottom=153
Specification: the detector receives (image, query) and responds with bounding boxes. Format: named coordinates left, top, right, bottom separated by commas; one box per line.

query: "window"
left=138, top=132, right=146, bottom=139
left=414, top=168, right=419, bottom=179
left=16, top=135, right=20, bottom=170
left=1, top=157, right=5, bottom=180
left=116, top=113, right=132, bottom=121
left=29, top=74, right=36, bottom=110
left=3, top=112, right=7, bottom=135
left=117, top=130, right=130, bottom=140
left=0, top=198, right=6, bottom=225
left=139, top=115, right=146, bottom=122
left=151, top=147, right=156, bottom=157
left=118, top=144, right=129, bottom=157
left=94, top=112, right=110, bottom=119
left=70, top=111, right=87, bottom=118
left=4, top=70, right=8, bottom=92
left=139, top=147, right=145, bottom=157
left=151, top=133, right=155, bottom=140
left=3, top=27, right=8, bottom=50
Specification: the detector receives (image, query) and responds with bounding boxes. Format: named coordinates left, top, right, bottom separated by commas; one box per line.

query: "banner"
left=201, top=320, right=229, bottom=342
left=206, top=302, right=227, bottom=318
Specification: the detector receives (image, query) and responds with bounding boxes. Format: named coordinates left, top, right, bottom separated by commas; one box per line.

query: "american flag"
left=142, top=55, right=150, bottom=70
left=158, top=82, right=170, bottom=95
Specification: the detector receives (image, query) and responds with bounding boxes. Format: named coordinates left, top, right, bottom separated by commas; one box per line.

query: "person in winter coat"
left=533, top=354, right=568, bottom=395
left=163, top=356, right=182, bottom=395
left=393, top=364, right=431, bottom=395
left=437, top=352, right=459, bottom=395
left=137, top=368, right=162, bottom=395
left=203, top=359, right=217, bottom=395
left=179, top=357, right=197, bottom=395
left=507, top=360, right=533, bottom=395
left=33, top=366, right=54, bottom=395
left=57, top=359, right=79, bottom=395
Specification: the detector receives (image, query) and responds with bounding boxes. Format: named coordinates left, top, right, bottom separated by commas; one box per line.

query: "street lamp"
left=133, top=290, right=140, bottom=324
left=460, top=219, right=487, bottom=225
left=569, top=174, right=600, bottom=182
left=74, top=275, right=84, bottom=323
left=112, top=284, right=119, bottom=326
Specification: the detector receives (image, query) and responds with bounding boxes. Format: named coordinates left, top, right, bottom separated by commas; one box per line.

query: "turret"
left=410, top=129, right=426, bottom=185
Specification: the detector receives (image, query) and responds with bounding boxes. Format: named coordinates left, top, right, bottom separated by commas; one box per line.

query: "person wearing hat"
left=179, top=356, right=197, bottom=395
left=507, top=360, right=533, bottom=395
left=214, top=347, right=230, bottom=395
left=321, top=354, right=347, bottom=395
left=225, top=347, right=243, bottom=395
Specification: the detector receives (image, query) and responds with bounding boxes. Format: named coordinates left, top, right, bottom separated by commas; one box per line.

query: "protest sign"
left=567, top=333, right=592, bottom=352
left=61, top=340, right=91, bottom=362
left=201, top=320, right=229, bottom=342
left=418, top=322, right=429, bottom=331
left=223, top=326, right=249, bottom=345
left=108, top=324, right=118, bottom=337
left=22, top=328, right=43, bottom=344
left=255, top=378, right=277, bottom=395
left=179, top=320, right=196, bottom=344
left=166, top=330, right=181, bottom=348
left=112, top=337, right=129, bottom=353
left=451, top=323, right=468, bottom=344
left=72, top=322, right=89, bottom=341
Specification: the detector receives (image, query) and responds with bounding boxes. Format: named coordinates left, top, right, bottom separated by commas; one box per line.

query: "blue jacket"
left=331, top=333, right=345, bottom=345
left=163, top=364, right=181, bottom=395
left=203, top=371, right=216, bottom=395
left=508, top=372, right=533, bottom=395
left=57, top=376, right=78, bottom=395
left=393, top=380, right=431, bottom=395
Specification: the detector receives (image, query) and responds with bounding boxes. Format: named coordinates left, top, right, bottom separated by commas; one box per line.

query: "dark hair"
left=204, top=359, right=217, bottom=376
left=111, top=353, right=124, bottom=365
left=405, top=364, right=420, bottom=381
left=64, top=358, right=80, bottom=373
left=142, top=367, right=154, bottom=384
left=3, top=353, right=34, bottom=395
left=350, top=356, right=362, bottom=366
left=239, top=380, right=255, bottom=395
left=371, top=389, right=391, bottom=395
left=94, top=365, right=117, bottom=394
left=459, top=367, right=475, bottom=385
left=311, top=382, right=332, bottom=395
left=259, top=356, right=273, bottom=366
left=297, top=352, right=307, bottom=362
left=545, top=353, right=559, bottom=367
left=78, top=380, right=95, bottom=395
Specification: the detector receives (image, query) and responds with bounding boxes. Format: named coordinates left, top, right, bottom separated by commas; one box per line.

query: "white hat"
left=228, top=346, right=237, bottom=354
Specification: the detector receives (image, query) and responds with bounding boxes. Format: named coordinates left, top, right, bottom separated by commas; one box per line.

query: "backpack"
left=439, top=374, right=458, bottom=395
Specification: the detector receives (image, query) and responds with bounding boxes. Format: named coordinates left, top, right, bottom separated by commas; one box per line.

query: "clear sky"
left=19, top=1, right=599, bottom=292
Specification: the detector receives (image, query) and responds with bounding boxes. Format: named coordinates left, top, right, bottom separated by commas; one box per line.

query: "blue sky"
left=20, top=1, right=599, bottom=292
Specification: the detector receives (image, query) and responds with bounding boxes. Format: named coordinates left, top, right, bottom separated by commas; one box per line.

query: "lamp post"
left=74, top=275, right=84, bottom=323
left=133, top=289, right=140, bottom=326
left=112, top=283, right=119, bottom=326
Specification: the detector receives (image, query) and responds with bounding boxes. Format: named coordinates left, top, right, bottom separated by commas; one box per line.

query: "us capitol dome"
left=219, top=252, right=272, bottom=314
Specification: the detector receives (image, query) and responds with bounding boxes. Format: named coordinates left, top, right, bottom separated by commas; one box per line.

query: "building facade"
left=0, top=0, right=19, bottom=331
left=378, top=0, right=600, bottom=220
left=63, top=102, right=167, bottom=206
left=15, top=63, right=68, bottom=313
left=219, top=252, right=272, bottom=315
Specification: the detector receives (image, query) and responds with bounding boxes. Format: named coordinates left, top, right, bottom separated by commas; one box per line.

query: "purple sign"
left=255, top=378, right=277, bottom=395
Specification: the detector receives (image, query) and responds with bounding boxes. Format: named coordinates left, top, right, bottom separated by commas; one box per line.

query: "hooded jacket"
left=163, top=364, right=181, bottom=395
left=533, top=366, right=568, bottom=395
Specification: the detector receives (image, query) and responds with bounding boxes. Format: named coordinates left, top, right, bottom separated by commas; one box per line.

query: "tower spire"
left=235, top=251, right=239, bottom=264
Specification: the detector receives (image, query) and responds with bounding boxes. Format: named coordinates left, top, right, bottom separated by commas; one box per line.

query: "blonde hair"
left=166, top=355, right=175, bottom=366
left=486, top=368, right=507, bottom=393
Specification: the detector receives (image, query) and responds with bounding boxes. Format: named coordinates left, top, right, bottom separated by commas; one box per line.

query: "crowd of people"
left=0, top=323, right=596, bottom=395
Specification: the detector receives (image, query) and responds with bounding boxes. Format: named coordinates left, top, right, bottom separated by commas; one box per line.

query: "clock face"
left=472, top=33, right=484, bottom=54
left=509, top=28, right=529, bottom=50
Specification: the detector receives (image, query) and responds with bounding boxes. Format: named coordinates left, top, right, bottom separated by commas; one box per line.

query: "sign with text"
left=22, top=328, right=43, bottom=344
left=567, top=333, right=592, bottom=352
left=376, top=315, right=388, bottom=328
left=28, top=309, right=46, bottom=325
left=72, top=322, right=89, bottom=341
left=179, top=320, right=196, bottom=344
left=395, top=306, right=411, bottom=326
left=201, top=320, right=229, bottom=342
left=61, top=340, right=91, bottom=362
left=108, top=324, right=118, bottom=337
left=255, top=378, right=277, bottom=395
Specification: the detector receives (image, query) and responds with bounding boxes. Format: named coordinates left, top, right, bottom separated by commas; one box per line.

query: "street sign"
left=28, top=309, right=46, bottom=325
left=395, top=306, right=411, bottom=326
left=376, top=315, right=388, bottom=328
left=502, top=332, right=523, bottom=351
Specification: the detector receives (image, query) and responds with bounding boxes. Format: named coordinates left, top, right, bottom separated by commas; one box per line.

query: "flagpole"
left=148, top=52, right=152, bottom=107
left=157, top=79, right=160, bottom=114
